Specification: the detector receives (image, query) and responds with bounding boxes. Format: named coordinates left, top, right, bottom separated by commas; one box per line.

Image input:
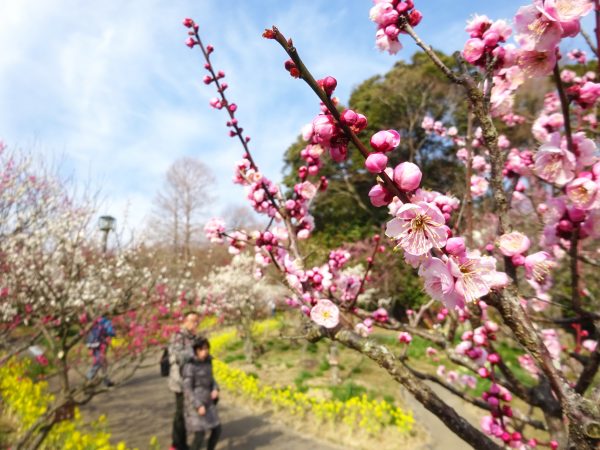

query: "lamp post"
left=98, top=215, right=116, bottom=254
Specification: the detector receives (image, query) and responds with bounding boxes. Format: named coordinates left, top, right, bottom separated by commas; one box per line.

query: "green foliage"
left=329, top=382, right=369, bottom=402
left=306, top=342, right=319, bottom=354
left=222, top=353, right=245, bottom=363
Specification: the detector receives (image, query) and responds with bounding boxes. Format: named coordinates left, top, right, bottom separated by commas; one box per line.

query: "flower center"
left=533, top=261, right=552, bottom=283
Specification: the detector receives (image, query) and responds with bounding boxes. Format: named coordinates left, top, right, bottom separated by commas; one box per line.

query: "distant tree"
left=148, top=157, right=215, bottom=260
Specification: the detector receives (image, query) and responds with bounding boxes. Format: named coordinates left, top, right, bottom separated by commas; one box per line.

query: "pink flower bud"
left=203, top=75, right=213, bottom=84
left=368, top=184, right=392, bottom=207
left=463, top=38, right=485, bottom=64
left=511, top=254, right=525, bottom=266
left=206, top=45, right=214, bottom=54
left=478, top=367, right=490, bottom=378
left=393, top=162, right=422, bottom=191
left=229, top=103, right=238, bottom=112
left=340, top=109, right=358, bottom=126
left=483, top=31, right=499, bottom=47
left=396, top=1, right=410, bottom=13
left=398, top=331, right=412, bottom=344
left=445, top=237, right=466, bottom=256
left=185, top=37, right=197, bottom=48
left=370, top=130, right=401, bottom=153
left=354, top=114, right=368, bottom=131
left=365, top=152, right=388, bottom=173
left=408, top=10, right=423, bottom=26
left=487, top=353, right=500, bottom=364
left=319, top=76, right=338, bottom=96
left=182, top=18, right=195, bottom=28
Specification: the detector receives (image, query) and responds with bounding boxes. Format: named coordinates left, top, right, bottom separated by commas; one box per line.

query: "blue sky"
left=0, top=1, right=593, bottom=232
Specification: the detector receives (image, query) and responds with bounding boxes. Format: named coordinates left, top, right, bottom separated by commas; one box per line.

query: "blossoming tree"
left=197, top=253, right=284, bottom=362
left=0, top=146, right=201, bottom=449
left=184, top=2, right=600, bottom=448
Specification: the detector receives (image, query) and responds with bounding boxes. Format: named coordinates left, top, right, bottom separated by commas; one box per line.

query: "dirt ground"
left=81, top=357, right=483, bottom=450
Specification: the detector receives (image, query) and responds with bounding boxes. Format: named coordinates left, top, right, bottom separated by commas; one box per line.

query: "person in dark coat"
left=182, top=336, right=221, bottom=450
left=169, top=310, right=201, bottom=450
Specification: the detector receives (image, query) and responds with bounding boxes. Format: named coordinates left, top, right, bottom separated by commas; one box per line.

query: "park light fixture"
left=98, top=215, right=116, bottom=253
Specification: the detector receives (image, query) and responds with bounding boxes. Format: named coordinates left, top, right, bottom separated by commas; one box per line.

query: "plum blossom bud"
left=203, top=75, right=213, bottom=84
left=408, top=10, right=423, bottom=26
left=182, top=18, right=194, bottom=28
left=568, top=206, right=587, bottom=223
left=284, top=59, right=300, bottom=78
left=398, top=332, right=412, bottom=344
left=478, top=367, right=490, bottom=378
left=365, top=152, right=388, bottom=173
left=370, top=130, right=401, bottom=153
left=511, top=254, right=525, bottom=266
left=445, top=237, right=466, bottom=256
left=206, top=45, right=214, bottom=54
left=368, top=184, right=392, bottom=207
left=487, top=353, right=500, bottom=364
left=319, top=76, right=337, bottom=96
left=393, top=162, right=422, bottom=191
left=185, top=37, right=197, bottom=48
left=340, top=109, right=358, bottom=126
left=463, top=38, right=484, bottom=63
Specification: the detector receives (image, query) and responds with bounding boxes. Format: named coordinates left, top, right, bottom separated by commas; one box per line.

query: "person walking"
left=86, top=315, right=116, bottom=387
left=168, top=310, right=201, bottom=450
left=182, top=336, right=221, bottom=450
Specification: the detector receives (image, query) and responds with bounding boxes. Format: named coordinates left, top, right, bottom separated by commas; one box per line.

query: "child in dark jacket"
left=182, top=336, right=221, bottom=450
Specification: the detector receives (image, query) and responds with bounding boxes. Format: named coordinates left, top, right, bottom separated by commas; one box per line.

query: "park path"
left=81, top=357, right=479, bottom=450
left=81, top=361, right=344, bottom=450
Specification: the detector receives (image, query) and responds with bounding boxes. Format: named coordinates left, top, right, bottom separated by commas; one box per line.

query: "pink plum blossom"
left=385, top=202, right=449, bottom=256
left=524, top=252, right=556, bottom=285
left=534, top=139, right=576, bottom=186
left=517, top=50, right=557, bottom=78
left=497, top=231, right=531, bottom=256
left=204, top=218, right=226, bottom=243
left=449, top=253, right=504, bottom=303
left=375, top=29, right=402, bottom=54
left=310, top=299, right=340, bottom=328
left=566, top=177, right=598, bottom=209
left=423, top=258, right=465, bottom=309
left=470, top=175, right=489, bottom=198
left=514, top=4, right=562, bottom=52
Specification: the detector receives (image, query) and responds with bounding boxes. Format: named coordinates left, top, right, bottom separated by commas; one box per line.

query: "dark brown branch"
left=268, top=27, right=409, bottom=204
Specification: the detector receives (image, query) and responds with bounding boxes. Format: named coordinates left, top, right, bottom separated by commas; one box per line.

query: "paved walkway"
left=81, top=355, right=483, bottom=450
left=81, top=362, right=343, bottom=450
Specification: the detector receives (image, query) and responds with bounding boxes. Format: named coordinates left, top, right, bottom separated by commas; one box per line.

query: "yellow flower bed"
left=210, top=320, right=414, bottom=435
left=0, top=358, right=130, bottom=450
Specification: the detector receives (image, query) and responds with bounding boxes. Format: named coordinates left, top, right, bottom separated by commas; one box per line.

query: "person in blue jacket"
left=86, top=315, right=116, bottom=387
